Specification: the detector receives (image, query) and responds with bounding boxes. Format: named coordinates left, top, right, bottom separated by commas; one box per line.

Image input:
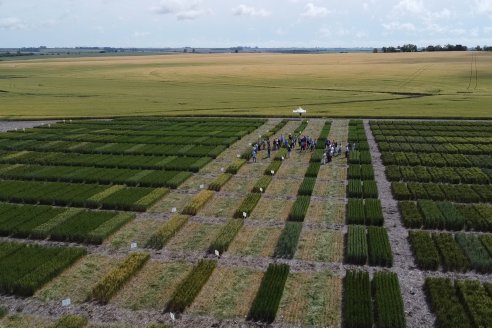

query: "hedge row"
left=347, top=164, right=374, bottom=180
left=348, top=151, right=372, bottom=165
left=274, top=222, right=302, bottom=259
left=372, top=272, right=406, bottom=328
left=288, top=196, right=311, bottom=222
left=347, top=180, right=378, bottom=198
left=343, top=271, right=373, bottom=328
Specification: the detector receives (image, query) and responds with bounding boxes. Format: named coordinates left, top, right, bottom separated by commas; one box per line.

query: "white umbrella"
left=293, top=107, right=306, bottom=118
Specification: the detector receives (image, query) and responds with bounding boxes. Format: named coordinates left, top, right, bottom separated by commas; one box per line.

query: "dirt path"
left=364, top=119, right=435, bottom=328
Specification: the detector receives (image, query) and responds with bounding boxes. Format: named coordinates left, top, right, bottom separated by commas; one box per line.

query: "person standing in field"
left=267, top=140, right=271, bottom=158
left=252, top=146, right=257, bottom=163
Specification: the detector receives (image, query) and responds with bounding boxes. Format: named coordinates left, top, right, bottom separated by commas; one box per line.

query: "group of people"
left=323, top=139, right=357, bottom=164
left=251, top=133, right=317, bottom=162
left=251, top=133, right=357, bottom=165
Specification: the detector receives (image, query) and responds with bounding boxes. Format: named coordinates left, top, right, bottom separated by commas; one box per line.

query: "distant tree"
left=475, top=45, right=482, bottom=51
left=401, top=44, right=417, bottom=52
left=373, top=48, right=378, bottom=53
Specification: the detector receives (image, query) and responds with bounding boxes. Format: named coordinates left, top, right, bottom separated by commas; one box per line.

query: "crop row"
left=409, top=231, right=492, bottom=272
left=288, top=195, right=311, bottom=222
left=91, top=252, right=150, bottom=304
left=293, top=120, right=308, bottom=135
left=166, top=260, right=217, bottom=313
left=425, top=277, right=492, bottom=328
left=182, top=190, right=214, bottom=216
left=0, top=130, right=240, bottom=147
left=347, top=180, right=378, bottom=198
left=208, top=173, right=233, bottom=192
left=0, top=139, right=227, bottom=158
left=392, top=182, right=492, bottom=203
left=346, top=199, right=384, bottom=226
left=247, top=263, right=289, bottom=323
left=0, top=180, right=168, bottom=212
left=377, top=141, right=492, bottom=155
left=347, top=164, right=374, bottom=180
left=381, top=151, right=492, bottom=169
left=0, top=150, right=212, bottom=172
left=234, top=193, right=261, bottom=218
left=399, top=200, right=492, bottom=231
left=0, top=202, right=133, bottom=244
left=225, top=159, right=246, bottom=174
left=208, top=219, right=244, bottom=253
left=145, top=215, right=189, bottom=249
left=0, top=163, right=191, bottom=189
left=348, top=151, right=372, bottom=165
left=263, top=119, right=288, bottom=138
left=316, top=121, right=332, bottom=148
left=386, top=165, right=489, bottom=184
left=374, top=132, right=492, bottom=144
left=346, top=225, right=393, bottom=266
left=344, top=271, right=405, bottom=328
left=298, top=177, right=316, bottom=196
left=0, top=241, right=86, bottom=296
left=252, top=176, right=272, bottom=193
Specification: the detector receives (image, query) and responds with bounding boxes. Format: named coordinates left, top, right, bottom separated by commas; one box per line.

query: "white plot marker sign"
left=220, top=167, right=224, bottom=172
left=214, top=250, right=220, bottom=257
left=271, top=170, right=275, bottom=175
left=259, top=187, right=263, bottom=193
left=199, top=184, right=205, bottom=189
left=130, top=242, right=137, bottom=249
left=171, top=207, right=177, bottom=213
left=170, top=312, right=176, bottom=322
left=243, top=212, right=247, bottom=218
left=61, top=298, right=71, bottom=307
left=237, top=154, right=241, bottom=158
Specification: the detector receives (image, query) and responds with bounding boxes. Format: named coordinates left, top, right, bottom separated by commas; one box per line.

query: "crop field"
left=1, top=52, right=492, bottom=119
left=0, top=116, right=491, bottom=328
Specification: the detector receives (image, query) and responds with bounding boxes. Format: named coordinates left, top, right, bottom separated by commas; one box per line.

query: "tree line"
left=374, top=44, right=492, bottom=53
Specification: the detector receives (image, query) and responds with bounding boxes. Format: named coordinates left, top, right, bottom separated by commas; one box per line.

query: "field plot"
left=277, top=271, right=342, bottom=327
left=305, top=199, right=345, bottom=224
left=111, top=260, right=193, bottom=310
left=227, top=225, right=282, bottom=257
left=165, top=222, right=222, bottom=253
left=36, top=254, right=122, bottom=304
left=189, top=267, right=263, bottom=319
left=295, top=229, right=343, bottom=263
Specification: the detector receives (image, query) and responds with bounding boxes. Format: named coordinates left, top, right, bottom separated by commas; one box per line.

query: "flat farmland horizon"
left=0, top=51, right=491, bottom=119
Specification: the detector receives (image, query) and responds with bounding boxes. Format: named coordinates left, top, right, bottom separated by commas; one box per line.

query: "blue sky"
left=1, top=0, right=491, bottom=48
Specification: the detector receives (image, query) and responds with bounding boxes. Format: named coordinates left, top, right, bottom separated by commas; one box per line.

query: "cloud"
left=301, top=3, right=329, bottom=18
left=152, top=0, right=208, bottom=20
left=232, top=5, right=270, bottom=17
left=0, top=17, right=27, bottom=30
left=395, top=0, right=424, bottom=14
left=476, top=0, right=492, bottom=16
left=382, top=21, right=416, bottom=31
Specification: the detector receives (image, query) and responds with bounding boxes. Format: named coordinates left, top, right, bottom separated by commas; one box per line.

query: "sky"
left=0, top=0, right=492, bottom=48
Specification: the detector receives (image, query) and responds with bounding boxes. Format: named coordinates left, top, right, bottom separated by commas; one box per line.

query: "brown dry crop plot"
left=176, top=175, right=212, bottom=193
left=36, top=255, right=123, bottom=304
left=264, top=178, right=302, bottom=197
left=294, top=229, right=343, bottom=263
left=198, top=194, right=244, bottom=218
left=249, top=197, right=294, bottom=221
left=221, top=175, right=256, bottom=194
left=239, top=161, right=270, bottom=178
left=104, top=218, right=163, bottom=251
left=189, top=267, right=263, bottom=320
left=277, top=271, right=341, bottom=327
left=317, top=164, right=347, bottom=182
left=148, top=190, right=192, bottom=214
left=305, top=199, right=345, bottom=225
left=276, top=159, right=309, bottom=178
left=111, top=260, right=193, bottom=310
left=227, top=225, right=282, bottom=257
left=166, top=222, right=222, bottom=253
left=312, top=179, right=346, bottom=199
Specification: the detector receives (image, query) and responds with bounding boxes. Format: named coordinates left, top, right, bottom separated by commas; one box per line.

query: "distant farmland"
left=0, top=52, right=491, bottom=119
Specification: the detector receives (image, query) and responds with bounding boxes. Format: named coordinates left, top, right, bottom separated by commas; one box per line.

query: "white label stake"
left=62, top=298, right=71, bottom=307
